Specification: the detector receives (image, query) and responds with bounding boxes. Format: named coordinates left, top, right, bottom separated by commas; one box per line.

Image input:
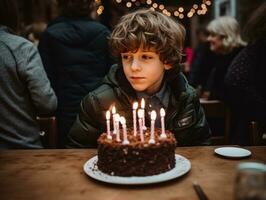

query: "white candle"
left=141, top=98, right=146, bottom=129
left=138, top=109, right=144, bottom=142
left=115, top=114, right=121, bottom=142
left=112, top=106, right=116, bottom=134
left=120, top=116, right=129, bottom=145
left=133, top=102, right=138, bottom=136
left=106, top=110, right=112, bottom=140
left=160, top=108, right=167, bottom=139
left=149, top=110, right=156, bottom=144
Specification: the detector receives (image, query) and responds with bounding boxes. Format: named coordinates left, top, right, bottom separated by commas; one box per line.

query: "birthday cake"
left=97, top=128, right=177, bottom=177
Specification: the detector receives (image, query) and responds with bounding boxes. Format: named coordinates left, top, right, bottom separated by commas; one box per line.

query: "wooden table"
left=0, top=146, right=265, bottom=200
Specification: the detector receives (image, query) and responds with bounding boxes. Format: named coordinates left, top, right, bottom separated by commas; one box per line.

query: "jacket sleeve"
left=67, top=94, right=102, bottom=148
left=174, top=86, right=211, bottom=146
left=18, top=42, right=57, bottom=115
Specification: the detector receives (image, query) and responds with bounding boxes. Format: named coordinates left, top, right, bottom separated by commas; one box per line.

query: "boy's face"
left=121, top=48, right=171, bottom=95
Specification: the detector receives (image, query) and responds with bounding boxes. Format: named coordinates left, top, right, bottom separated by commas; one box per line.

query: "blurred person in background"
left=199, top=16, right=246, bottom=141
left=182, top=47, right=193, bottom=77
left=225, top=3, right=266, bottom=145
left=23, top=22, right=47, bottom=46
left=0, top=0, right=57, bottom=149
left=38, top=0, right=114, bottom=147
left=189, top=27, right=216, bottom=96
left=202, top=16, right=246, bottom=101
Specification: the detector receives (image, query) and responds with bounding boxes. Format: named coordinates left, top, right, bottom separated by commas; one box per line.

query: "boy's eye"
left=122, top=55, right=131, bottom=60
left=142, top=55, right=153, bottom=60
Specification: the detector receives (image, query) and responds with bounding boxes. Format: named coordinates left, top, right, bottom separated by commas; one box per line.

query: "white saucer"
left=214, top=147, right=251, bottom=158
left=83, top=154, right=191, bottom=185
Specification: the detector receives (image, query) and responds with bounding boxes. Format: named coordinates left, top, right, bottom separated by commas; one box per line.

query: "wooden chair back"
left=249, top=121, right=266, bottom=146
left=200, top=99, right=231, bottom=145
left=37, top=116, right=57, bottom=148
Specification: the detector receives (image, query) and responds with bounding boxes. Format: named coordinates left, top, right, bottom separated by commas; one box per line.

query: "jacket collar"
left=165, top=66, right=187, bottom=98
left=103, top=65, right=137, bottom=100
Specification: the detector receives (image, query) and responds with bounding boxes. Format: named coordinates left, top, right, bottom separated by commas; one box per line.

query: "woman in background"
left=0, top=0, right=57, bottom=149
left=203, top=16, right=246, bottom=101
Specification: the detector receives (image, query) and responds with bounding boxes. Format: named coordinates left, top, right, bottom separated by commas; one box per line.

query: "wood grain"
left=0, top=146, right=265, bottom=200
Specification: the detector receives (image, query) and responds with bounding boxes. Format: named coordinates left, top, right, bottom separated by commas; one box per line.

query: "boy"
left=67, top=9, right=210, bottom=148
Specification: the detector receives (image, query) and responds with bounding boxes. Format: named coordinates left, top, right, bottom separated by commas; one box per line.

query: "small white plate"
left=215, top=147, right=251, bottom=158
left=83, top=154, right=191, bottom=185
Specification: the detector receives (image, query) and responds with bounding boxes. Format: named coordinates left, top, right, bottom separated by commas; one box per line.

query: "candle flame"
left=137, top=109, right=143, bottom=118
left=141, top=98, right=145, bottom=109
left=112, top=106, right=116, bottom=114
left=133, top=102, right=138, bottom=109
left=120, top=116, right=126, bottom=124
left=160, top=108, right=165, bottom=117
left=106, top=110, right=110, bottom=119
left=151, top=110, right=157, bottom=120
left=114, top=114, right=120, bottom=122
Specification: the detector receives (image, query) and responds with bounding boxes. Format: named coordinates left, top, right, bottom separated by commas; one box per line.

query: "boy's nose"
left=130, top=58, right=141, bottom=71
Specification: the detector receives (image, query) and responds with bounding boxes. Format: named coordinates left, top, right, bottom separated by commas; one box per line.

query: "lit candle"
left=112, top=106, right=116, bottom=134
left=133, top=102, right=138, bottom=136
left=138, top=109, right=144, bottom=142
left=141, top=98, right=146, bottom=129
left=115, top=114, right=121, bottom=142
left=120, top=116, right=129, bottom=145
left=149, top=110, right=156, bottom=144
left=106, top=110, right=112, bottom=140
left=160, top=108, right=167, bottom=139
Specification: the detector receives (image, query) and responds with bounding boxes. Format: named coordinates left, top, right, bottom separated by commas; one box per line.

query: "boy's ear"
left=164, top=64, right=172, bottom=70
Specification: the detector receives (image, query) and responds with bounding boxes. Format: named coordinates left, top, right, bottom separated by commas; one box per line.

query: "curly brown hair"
left=109, top=9, right=185, bottom=66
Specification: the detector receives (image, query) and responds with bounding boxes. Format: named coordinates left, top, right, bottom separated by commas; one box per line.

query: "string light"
left=174, top=11, right=179, bottom=17
left=96, top=0, right=104, bottom=16
left=178, top=7, right=184, bottom=13
left=206, top=1, right=211, bottom=6
left=146, top=0, right=152, bottom=5
left=111, top=0, right=212, bottom=19
left=159, top=4, right=164, bottom=10
left=152, top=3, right=158, bottom=8
left=126, top=2, right=132, bottom=7
left=193, top=4, right=198, bottom=9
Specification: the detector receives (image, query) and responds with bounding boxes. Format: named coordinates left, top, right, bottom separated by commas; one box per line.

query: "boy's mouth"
left=130, top=76, right=145, bottom=79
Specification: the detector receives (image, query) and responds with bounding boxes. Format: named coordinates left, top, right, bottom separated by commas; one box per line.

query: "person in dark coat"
left=0, top=0, right=57, bottom=149
left=67, top=9, right=211, bottom=148
left=225, top=3, right=266, bottom=145
left=38, top=0, right=114, bottom=147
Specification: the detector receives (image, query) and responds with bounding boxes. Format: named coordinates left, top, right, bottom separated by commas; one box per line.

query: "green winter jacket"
left=67, top=65, right=211, bottom=148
